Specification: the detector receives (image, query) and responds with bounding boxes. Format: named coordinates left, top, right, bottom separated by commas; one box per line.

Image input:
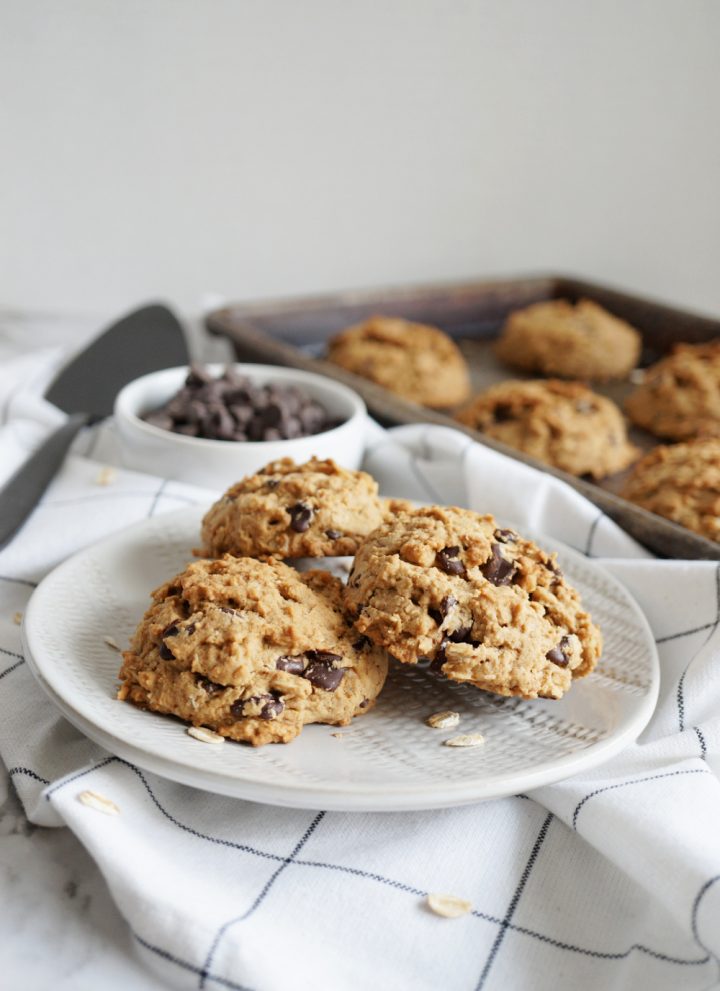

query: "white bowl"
left=114, top=363, right=368, bottom=490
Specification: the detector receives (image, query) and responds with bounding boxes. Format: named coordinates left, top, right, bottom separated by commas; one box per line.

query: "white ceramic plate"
left=22, top=507, right=659, bottom=812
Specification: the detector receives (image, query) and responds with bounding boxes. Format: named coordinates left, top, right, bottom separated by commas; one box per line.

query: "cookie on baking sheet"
left=200, top=457, right=387, bottom=559
left=326, top=315, right=471, bottom=408
left=455, top=379, right=639, bottom=479
left=495, top=298, right=641, bottom=381
left=343, top=506, right=602, bottom=701
left=621, top=438, right=720, bottom=543
left=118, top=556, right=388, bottom=746
left=625, top=341, right=720, bottom=440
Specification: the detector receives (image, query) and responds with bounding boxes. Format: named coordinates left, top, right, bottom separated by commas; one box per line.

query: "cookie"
left=327, top=315, right=471, bottom=408
left=495, top=298, right=641, bottom=381
left=200, top=457, right=387, bottom=559
left=118, top=556, right=388, bottom=746
left=625, top=341, right=720, bottom=440
left=343, top=506, right=601, bottom=701
left=621, top=438, right=720, bottom=542
left=455, top=379, right=639, bottom=479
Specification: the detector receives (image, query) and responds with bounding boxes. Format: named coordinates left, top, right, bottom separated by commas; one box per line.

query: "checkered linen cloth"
left=1, top=341, right=720, bottom=991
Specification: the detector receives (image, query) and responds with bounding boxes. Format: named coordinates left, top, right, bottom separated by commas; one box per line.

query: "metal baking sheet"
left=206, top=274, right=720, bottom=560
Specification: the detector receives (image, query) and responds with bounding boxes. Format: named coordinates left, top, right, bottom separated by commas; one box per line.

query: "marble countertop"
left=0, top=768, right=170, bottom=989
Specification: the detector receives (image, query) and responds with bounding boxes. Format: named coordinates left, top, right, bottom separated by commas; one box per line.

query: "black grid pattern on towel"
left=1, top=450, right=717, bottom=990
left=33, top=757, right=711, bottom=990
left=674, top=563, right=720, bottom=733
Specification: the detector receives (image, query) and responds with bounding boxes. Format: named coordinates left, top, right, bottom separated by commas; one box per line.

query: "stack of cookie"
left=488, top=308, right=720, bottom=542
left=621, top=342, right=720, bottom=542
left=324, top=303, right=720, bottom=543
left=118, top=458, right=602, bottom=746
left=325, top=304, right=642, bottom=481
left=458, top=299, right=642, bottom=480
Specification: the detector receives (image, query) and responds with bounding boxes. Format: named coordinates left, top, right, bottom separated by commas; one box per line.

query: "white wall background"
left=2, top=0, right=719, bottom=320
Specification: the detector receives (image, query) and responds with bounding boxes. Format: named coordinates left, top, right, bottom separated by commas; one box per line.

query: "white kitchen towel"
left=1, top=347, right=720, bottom=991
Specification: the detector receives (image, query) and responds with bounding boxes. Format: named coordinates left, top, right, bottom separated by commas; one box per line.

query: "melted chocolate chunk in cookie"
left=196, top=675, right=225, bottom=695
left=232, top=693, right=285, bottom=720
left=288, top=502, right=314, bottom=533
left=481, top=544, right=516, bottom=586
left=276, top=653, right=307, bottom=675
left=546, top=635, right=571, bottom=667
left=436, top=546, right=466, bottom=577
left=303, top=650, right=345, bottom=691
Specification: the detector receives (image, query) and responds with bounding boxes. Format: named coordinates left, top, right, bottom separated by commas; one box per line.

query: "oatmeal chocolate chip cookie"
left=200, top=457, right=387, bottom=559
left=327, top=315, right=471, bottom=408
left=625, top=341, right=720, bottom=440
left=495, top=298, right=641, bottom=381
left=343, top=506, right=602, bottom=701
left=621, top=439, right=720, bottom=543
left=118, top=556, right=388, bottom=746
left=455, top=379, right=639, bottom=479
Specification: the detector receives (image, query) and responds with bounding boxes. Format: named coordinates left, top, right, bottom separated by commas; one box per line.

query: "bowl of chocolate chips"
left=114, top=363, right=367, bottom=488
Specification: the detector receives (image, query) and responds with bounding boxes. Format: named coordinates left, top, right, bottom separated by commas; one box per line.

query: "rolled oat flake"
left=444, top=733, right=485, bottom=748
left=187, top=726, right=226, bottom=744
left=77, top=790, right=120, bottom=815
left=426, top=710, right=461, bottom=730
left=427, top=893, right=473, bottom=918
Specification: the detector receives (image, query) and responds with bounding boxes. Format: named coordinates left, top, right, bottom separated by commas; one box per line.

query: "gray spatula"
left=0, top=303, right=189, bottom=550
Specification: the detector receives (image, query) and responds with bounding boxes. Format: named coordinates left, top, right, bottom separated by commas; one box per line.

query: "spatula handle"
left=0, top=413, right=89, bottom=551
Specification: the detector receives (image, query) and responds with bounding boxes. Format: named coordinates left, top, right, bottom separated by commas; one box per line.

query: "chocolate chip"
left=142, top=365, right=338, bottom=443
left=259, top=402, right=283, bottom=429
left=359, top=698, right=369, bottom=708
left=493, top=403, right=514, bottom=423
left=163, top=624, right=180, bottom=638
left=307, top=649, right=343, bottom=664
left=325, top=529, right=342, bottom=540
left=277, top=649, right=345, bottom=689
left=159, top=642, right=175, bottom=660
left=276, top=654, right=306, bottom=675
left=430, top=638, right=450, bottom=670
left=259, top=695, right=284, bottom=719
left=186, top=363, right=213, bottom=388
left=288, top=502, right=314, bottom=533
left=481, top=544, right=516, bottom=586
left=305, top=665, right=345, bottom=690
left=144, top=412, right=174, bottom=431
left=352, top=635, right=371, bottom=651
left=196, top=675, right=225, bottom=695
left=265, top=478, right=280, bottom=489
left=546, top=635, right=572, bottom=667
left=231, top=693, right=284, bottom=720
left=494, top=529, right=517, bottom=544
left=448, top=624, right=474, bottom=643
left=303, top=650, right=345, bottom=691
left=436, top=546, right=466, bottom=577
left=431, top=592, right=459, bottom=625
left=440, top=594, right=457, bottom=615
left=174, top=422, right=199, bottom=436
